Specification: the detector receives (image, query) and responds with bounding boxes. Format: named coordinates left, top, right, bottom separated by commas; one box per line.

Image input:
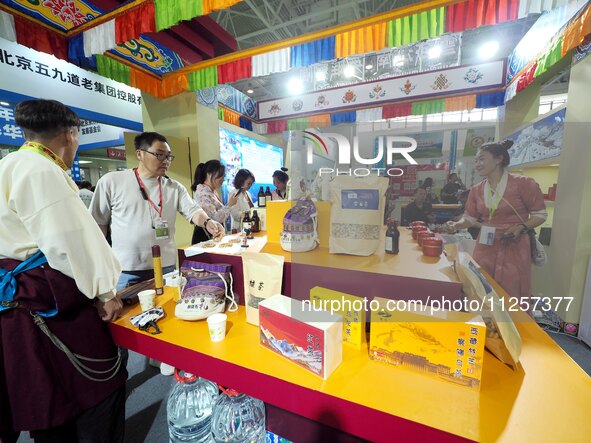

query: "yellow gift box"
left=310, top=286, right=366, bottom=349
left=369, top=297, right=486, bottom=391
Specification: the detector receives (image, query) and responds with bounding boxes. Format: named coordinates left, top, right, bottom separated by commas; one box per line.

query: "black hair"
left=479, top=139, right=514, bottom=168
left=15, top=99, right=80, bottom=139
left=233, top=169, right=255, bottom=189
left=192, top=160, right=225, bottom=192
left=134, top=132, right=167, bottom=150
left=448, top=173, right=458, bottom=179
left=79, top=180, right=93, bottom=190
left=272, top=167, right=289, bottom=185
left=423, top=177, right=434, bottom=188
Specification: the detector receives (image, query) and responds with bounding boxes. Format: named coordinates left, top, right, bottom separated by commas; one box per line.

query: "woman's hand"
left=445, top=221, right=457, bottom=234
left=206, top=219, right=225, bottom=240
left=502, top=224, right=526, bottom=240
left=228, top=194, right=239, bottom=207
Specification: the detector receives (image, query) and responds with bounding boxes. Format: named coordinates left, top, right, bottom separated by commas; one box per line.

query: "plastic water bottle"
left=167, top=370, right=219, bottom=442
left=211, top=389, right=265, bottom=443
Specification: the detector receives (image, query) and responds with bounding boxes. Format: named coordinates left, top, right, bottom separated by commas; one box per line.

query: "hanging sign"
left=258, top=60, right=505, bottom=121
left=0, top=37, right=142, bottom=130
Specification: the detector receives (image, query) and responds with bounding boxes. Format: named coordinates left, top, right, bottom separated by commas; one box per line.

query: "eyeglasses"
left=141, top=150, right=175, bottom=162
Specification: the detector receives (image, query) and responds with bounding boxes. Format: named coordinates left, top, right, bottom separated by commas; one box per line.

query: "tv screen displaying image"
left=219, top=128, right=284, bottom=204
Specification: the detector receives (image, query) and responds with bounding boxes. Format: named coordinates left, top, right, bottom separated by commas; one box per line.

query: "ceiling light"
left=365, top=64, right=373, bottom=70
left=479, top=41, right=500, bottom=60
left=0, top=101, right=9, bottom=106
left=315, top=71, right=327, bottom=82
left=78, top=160, right=92, bottom=164
left=343, top=65, right=355, bottom=78
left=428, top=46, right=442, bottom=59
left=246, top=89, right=254, bottom=94
left=287, top=78, right=304, bottom=95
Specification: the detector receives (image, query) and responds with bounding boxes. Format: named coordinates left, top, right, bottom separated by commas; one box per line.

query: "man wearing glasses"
left=90, top=132, right=223, bottom=292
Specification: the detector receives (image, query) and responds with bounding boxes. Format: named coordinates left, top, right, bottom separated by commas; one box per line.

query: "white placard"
left=258, top=60, right=506, bottom=120
left=0, top=37, right=142, bottom=130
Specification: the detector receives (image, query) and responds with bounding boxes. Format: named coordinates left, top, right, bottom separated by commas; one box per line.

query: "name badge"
left=154, top=220, right=169, bottom=239
left=479, top=226, right=496, bottom=246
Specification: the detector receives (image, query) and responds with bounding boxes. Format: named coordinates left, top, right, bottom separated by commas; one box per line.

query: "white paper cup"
left=207, top=313, right=227, bottom=342
left=138, top=289, right=156, bottom=311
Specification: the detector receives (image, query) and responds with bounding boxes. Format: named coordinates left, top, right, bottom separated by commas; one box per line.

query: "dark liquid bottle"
left=242, top=211, right=251, bottom=233
left=385, top=221, right=400, bottom=254
left=257, top=187, right=266, bottom=207
left=265, top=186, right=272, bottom=204
left=251, top=210, right=260, bottom=233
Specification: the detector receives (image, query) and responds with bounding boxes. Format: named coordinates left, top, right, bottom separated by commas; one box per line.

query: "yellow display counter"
left=110, top=268, right=591, bottom=443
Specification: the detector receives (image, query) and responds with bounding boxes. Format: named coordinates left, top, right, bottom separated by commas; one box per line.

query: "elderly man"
left=0, top=99, right=126, bottom=442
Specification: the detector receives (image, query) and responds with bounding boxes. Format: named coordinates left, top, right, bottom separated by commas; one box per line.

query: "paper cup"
left=138, top=289, right=156, bottom=311
left=207, top=313, right=227, bottom=342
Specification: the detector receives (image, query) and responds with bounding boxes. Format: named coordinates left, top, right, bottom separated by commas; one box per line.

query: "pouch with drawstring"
left=175, top=261, right=238, bottom=321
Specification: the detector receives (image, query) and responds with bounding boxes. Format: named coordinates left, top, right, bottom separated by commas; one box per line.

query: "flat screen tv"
left=219, top=128, right=284, bottom=204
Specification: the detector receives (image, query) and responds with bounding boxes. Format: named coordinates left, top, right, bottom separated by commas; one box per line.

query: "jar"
left=410, top=221, right=427, bottom=229
left=211, top=389, right=266, bottom=442
left=417, top=231, right=435, bottom=247
left=422, top=238, right=444, bottom=257
left=412, top=226, right=428, bottom=240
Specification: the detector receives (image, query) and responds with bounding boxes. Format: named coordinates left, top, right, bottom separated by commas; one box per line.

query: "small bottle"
left=152, top=245, right=164, bottom=295
left=385, top=221, right=400, bottom=255
left=242, top=211, right=251, bottom=233
left=257, top=187, right=266, bottom=207
left=265, top=186, right=272, bottom=204
left=251, top=210, right=260, bottom=233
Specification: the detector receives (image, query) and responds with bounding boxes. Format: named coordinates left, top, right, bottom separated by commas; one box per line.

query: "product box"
left=259, top=294, right=342, bottom=379
left=310, top=286, right=366, bottom=349
left=369, top=297, right=486, bottom=391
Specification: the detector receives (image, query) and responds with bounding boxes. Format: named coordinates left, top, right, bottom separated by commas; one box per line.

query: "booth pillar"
left=536, top=55, right=591, bottom=323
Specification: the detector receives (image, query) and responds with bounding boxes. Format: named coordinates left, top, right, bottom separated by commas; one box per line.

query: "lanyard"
left=135, top=169, right=162, bottom=218
left=487, top=184, right=502, bottom=221
left=20, top=141, right=68, bottom=171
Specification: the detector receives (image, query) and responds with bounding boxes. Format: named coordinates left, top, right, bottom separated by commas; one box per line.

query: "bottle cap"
left=152, top=245, right=161, bottom=257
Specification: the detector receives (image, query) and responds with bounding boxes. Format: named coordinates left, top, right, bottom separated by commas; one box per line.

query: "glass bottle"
left=265, top=186, right=272, bottom=204
left=242, top=211, right=251, bottom=234
left=257, top=187, right=266, bottom=208
left=251, top=210, right=260, bottom=233
left=385, top=221, right=400, bottom=254
left=167, top=371, right=219, bottom=442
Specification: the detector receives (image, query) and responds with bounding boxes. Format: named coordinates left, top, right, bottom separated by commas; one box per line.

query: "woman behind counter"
left=191, top=160, right=238, bottom=244
left=271, top=168, right=289, bottom=200
left=446, top=140, right=547, bottom=302
left=229, top=168, right=256, bottom=231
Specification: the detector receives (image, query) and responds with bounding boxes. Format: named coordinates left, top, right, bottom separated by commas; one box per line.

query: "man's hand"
left=206, top=219, right=225, bottom=240
left=96, top=295, right=123, bottom=322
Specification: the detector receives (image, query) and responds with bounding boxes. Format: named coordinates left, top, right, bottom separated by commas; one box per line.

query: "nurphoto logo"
left=302, top=130, right=418, bottom=177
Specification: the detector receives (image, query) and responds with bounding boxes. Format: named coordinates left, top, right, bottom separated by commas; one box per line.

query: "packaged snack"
left=242, top=252, right=285, bottom=326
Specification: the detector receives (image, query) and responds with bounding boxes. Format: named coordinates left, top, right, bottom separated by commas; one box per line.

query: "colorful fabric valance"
left=154, top=0, right=242, bottom=31
left=411, top=99, right=445, bottom=115
left=287, top=118, right=309, bottom=131
left=562, top=4, right=591, bottom=56
left=356, top=107, right=383, bottom=122
left=0, top=10, right=15, bottom=42
left=518, top=0, right=569, bottom=19
left=189, top=66, right=218, bottom=91
left=444, top=95, right=476, bottom=112
left=115, top=1, right=156, bottom=44
left=336, top=23, right=387, bottom=58
left=307, top=114, right=331, bottom=127
left=96, top=54, right=131, bottom=85
left=160, top=73, right=189, bottom=98
left=290, top=36, right=335, bottom=68
left=330, top=111, right=356, bottom=125
left=223, top=108, right=241, bottom=126
left=14, top=15, right=68, bottom=61
left=84, top=19, right=115, bottom=56
left=534, top=36, right=564, bottom=78
left=387, top=8, right=445, bottom=47
left=475, top=91, right=504, bottom=108
left=266, top=120, right=288, bottom=133
left=239, top=116, right=253, bottom=131
left=218, top=58, right=252, bottom=84
left=382, top=102, right=412, bottom=119
left=446, top=0, right=518, bottom=33
left=252, top=48, right=291, bottom=77
left=130, top=67, right=160, bottom=97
